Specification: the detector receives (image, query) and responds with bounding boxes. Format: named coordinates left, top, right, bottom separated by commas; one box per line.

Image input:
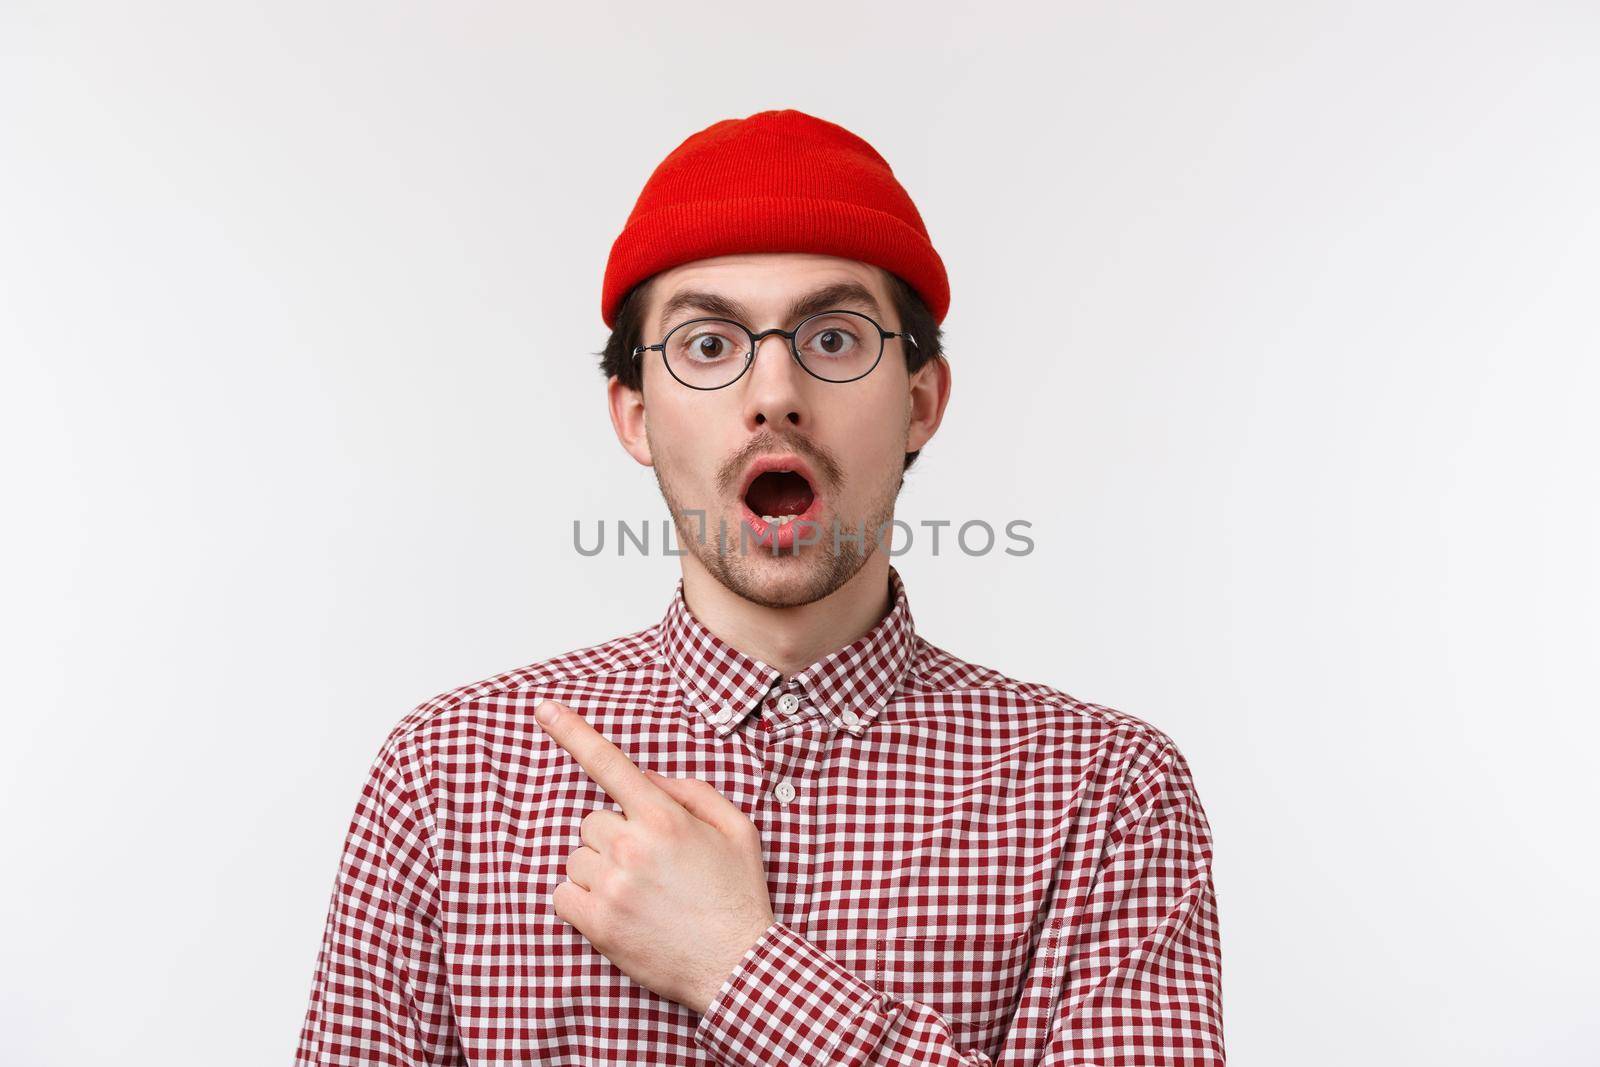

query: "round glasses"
left=632, top=310, right=918, bottom=390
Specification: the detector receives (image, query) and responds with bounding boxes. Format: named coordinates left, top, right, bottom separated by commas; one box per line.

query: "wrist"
left=690, top=915, right=777, bottom=1014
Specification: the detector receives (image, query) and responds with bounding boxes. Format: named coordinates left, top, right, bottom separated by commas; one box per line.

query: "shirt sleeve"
left=294, top=730, right=466, bottom=1066
left=691, top=736, right=1225, bottom=1066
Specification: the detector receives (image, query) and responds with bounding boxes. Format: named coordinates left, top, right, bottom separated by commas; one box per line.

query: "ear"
left=607, top=373, right=654, bottom=467
left=905, top=354, right=951, bottom=456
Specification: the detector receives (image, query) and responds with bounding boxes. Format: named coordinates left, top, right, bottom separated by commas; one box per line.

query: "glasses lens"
left=794, top=311, right=883, bottom=381
left=663, top=319, right=752, bottom=388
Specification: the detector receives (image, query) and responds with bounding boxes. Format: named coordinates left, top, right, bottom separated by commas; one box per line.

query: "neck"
left=679, top=554, right=894, bottom=677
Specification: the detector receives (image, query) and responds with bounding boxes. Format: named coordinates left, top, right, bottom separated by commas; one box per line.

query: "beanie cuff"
left=602, top=195, right=950, bottom=329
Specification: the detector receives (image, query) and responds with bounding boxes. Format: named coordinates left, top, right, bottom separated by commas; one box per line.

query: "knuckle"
left=639, top=806, right=676, bottom=833
left=581, top=807, right=621, bottom=846
left=609, top=832, right=641, bottom=866
left=550, top=879, right=574, bottom=918
left=595, top=868, right=631, bottom=906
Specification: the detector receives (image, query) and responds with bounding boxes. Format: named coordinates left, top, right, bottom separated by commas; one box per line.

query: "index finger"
left=534, top=700, right=671, bottom=819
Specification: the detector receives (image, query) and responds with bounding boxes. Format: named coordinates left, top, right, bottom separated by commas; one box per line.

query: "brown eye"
left=797, top=314, right=865, bottom=362
left=667, top=320, right=749, bottom=367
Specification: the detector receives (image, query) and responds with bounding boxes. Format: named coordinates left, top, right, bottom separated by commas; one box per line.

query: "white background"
left=3, top=2, right=1596, bottom=1064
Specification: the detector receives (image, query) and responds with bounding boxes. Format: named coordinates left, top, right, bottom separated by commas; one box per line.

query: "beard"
left=647, top=428, right=902, bottom=610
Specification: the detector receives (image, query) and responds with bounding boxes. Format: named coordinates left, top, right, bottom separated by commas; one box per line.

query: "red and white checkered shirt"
left=295, top=565, right=1225, bottom=1065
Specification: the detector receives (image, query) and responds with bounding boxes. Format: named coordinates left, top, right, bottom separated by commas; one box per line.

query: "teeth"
left=759, top=514, right=799, bottom=525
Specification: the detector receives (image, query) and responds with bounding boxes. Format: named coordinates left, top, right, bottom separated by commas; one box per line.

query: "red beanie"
left=601, top=109, right=949, bottom=329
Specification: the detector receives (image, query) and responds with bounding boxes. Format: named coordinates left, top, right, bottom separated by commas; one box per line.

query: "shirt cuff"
left=693, top=919, right=895, bottom=1066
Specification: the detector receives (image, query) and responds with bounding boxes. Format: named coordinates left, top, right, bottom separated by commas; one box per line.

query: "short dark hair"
left=595, top=270, right=946, bottom=474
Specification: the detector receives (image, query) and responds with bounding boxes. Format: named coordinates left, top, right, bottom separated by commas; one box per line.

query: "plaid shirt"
left=295, top=565, right=1225, bottom=1065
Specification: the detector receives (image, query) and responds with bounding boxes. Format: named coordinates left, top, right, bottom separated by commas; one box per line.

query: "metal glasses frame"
left=631, top=309, right=919, bottom=390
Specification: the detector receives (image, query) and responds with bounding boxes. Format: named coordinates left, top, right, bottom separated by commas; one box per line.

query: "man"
left=296, top=108, right=1225, bottom=1066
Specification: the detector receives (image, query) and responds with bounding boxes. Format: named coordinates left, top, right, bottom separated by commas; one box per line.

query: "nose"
left=741, top=331, right=809, bottom=432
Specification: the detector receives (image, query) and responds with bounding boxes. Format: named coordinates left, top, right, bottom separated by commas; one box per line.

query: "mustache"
left=718, top=431, right=843, bottom=496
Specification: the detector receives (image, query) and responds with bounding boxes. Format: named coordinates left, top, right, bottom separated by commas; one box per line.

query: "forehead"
left=645, top=253, right=892, bottom=325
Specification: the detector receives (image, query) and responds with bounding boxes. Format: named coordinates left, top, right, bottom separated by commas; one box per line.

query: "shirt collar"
left=657, top=565, right=919, bottom=738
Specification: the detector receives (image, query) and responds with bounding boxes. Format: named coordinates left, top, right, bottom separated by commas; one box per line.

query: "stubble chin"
left=653, top=468, right=899, bottom=611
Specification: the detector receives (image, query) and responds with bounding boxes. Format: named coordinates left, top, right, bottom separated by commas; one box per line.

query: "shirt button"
left=840, top=709, right=860, bottom=727
left=773, top=779, right=796, bottom=803
left=777, top=693, right=800, bottom=714
left=712, top=707, right=733, bottom=725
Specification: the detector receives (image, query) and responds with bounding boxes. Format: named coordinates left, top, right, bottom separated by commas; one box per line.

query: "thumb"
left=645, top=770, right=748, bottom=836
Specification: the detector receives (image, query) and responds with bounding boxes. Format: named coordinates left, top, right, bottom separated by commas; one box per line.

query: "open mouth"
left=743, top=468, right=817, bottom=526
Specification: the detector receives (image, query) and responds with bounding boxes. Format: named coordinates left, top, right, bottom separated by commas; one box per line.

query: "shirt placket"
left=744, top=676, right=830, bottom=935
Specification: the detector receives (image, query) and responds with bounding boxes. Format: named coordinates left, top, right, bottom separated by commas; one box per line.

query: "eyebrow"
left=656, top=280, right=885, bottom=336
